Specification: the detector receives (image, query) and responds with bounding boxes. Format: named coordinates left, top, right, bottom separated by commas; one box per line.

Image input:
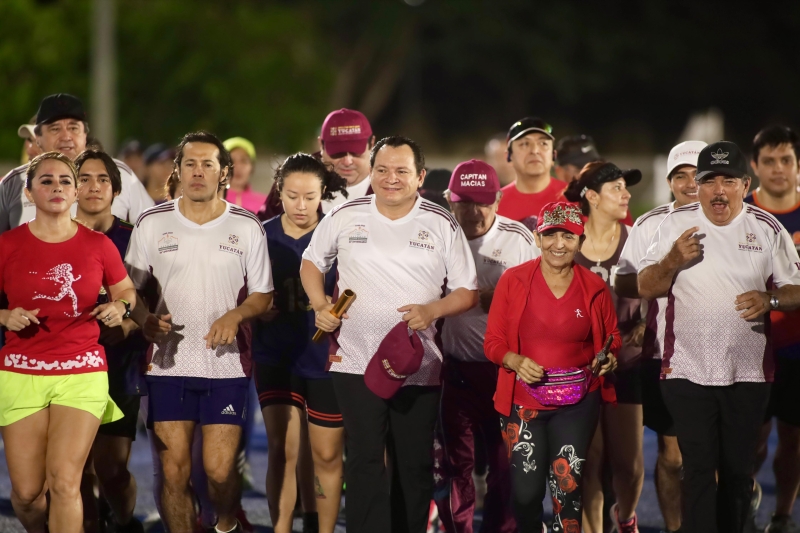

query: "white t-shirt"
left=640, top=203, right=800, bottom=385
left=125, top=199, right=273, bottom=379
left=110, top=159, right=154, bottom=223
left=303, top=195, right=478, bottom=386
left=442, top=215, right=539, bottom=362
left=616, top=202, right=674, bottom=359
left=321, top=177, right=371, bottom=214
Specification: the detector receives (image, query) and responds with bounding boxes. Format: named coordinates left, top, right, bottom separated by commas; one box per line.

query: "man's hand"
left=143, top=313, right=172, bottom=343
left=314, top=303, right=347, bottom=333
left=623, top=321, right=646, bottom=348
left=664, top=227, right=702, bottom=269
left=0, top=308, right=40, bottom=332
left=735, top=291, right=771, bottom=320
left=398, top=304, right=437, bottom=331
left=205, top=310, right=243, bottom=349
left=478, top=288, right=495, bottom=313
left=502, top=352, right=544, bottom=384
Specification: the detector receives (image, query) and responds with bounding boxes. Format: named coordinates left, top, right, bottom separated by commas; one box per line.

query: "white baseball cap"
left=667, top=140, right=707, bottom=178
left=17, top=124, right=35, bottom=140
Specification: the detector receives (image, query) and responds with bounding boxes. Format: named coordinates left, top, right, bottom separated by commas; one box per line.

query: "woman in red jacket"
left=484, top=201, right=619, bottom=533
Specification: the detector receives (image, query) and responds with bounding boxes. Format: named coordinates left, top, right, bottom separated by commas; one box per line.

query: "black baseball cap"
left=556, top=135, right=601, bottom=168
left=35, top=93, right=86, bottom=126
left=507, top=117, right=555, bottom=146
left=575, top=162, right=641, bottom=198
left=695, top=141, right=749, bottom=182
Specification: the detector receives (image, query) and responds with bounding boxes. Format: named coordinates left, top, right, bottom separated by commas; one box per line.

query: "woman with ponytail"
left=564, top=161, right=645, bottom=533
left=252, top=153, right=348, bottom=533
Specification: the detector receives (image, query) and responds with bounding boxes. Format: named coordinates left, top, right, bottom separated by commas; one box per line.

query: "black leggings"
left=501, top=390, right=600, bottom=533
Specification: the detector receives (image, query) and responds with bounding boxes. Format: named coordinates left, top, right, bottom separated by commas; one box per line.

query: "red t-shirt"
left=513, top=268, right=598, bottom=410
left=497, top=178, right=566, bottom=230
left=0, top=223, right=128, bottom=375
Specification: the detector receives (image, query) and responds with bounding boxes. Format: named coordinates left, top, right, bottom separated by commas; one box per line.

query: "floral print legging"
left=501, top=390, right=600, bottom=533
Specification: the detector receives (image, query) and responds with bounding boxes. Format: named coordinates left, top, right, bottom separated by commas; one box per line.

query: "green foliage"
left=0, top=0, right=90, bottom=159
left=117, top=0, right=334, bottom=151
left=0, top=0, right=336, bottom=158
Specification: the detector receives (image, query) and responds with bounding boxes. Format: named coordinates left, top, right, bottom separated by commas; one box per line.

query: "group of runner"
left=1, top=93, right=800, bottom=533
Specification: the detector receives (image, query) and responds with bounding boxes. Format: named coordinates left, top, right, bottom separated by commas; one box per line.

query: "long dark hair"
left=274, top=153, right=348, bottom=201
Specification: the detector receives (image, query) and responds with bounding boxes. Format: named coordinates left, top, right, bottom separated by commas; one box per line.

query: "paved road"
left=1, top=412, right=798, bottom=532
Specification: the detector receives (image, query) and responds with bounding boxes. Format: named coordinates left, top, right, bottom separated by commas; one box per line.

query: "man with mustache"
left=613, top=140, right=706, bottom=533
left=638, top=141, right=800, bottom=533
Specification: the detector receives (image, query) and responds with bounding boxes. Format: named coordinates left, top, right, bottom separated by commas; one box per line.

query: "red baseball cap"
left=364, top=322, right=424, bottom=399
left=321, top=109, right=373, bottom=156
left=447, top=159, right=501, bottom=205
left=536, top=202, right=586, bottom=236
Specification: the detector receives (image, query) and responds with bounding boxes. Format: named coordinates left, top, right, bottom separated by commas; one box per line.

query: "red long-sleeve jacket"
left=484, top=257, right=621, bottom=416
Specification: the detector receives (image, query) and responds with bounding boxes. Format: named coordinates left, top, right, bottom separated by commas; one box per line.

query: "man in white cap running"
left=614, top=140, right=706, bottom=533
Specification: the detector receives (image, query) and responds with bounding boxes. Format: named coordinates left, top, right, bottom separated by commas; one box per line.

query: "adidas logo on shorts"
left=221, top=404, right=236, bottom=416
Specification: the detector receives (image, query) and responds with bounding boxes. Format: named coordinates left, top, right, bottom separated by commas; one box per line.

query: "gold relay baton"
left=312, top=289, right=356, bottom=343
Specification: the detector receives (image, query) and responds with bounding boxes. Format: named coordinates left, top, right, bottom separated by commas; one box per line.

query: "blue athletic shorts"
left=145, top=376, right=249, bottom=427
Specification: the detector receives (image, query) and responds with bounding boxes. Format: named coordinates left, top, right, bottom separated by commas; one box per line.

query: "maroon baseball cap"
left=364, top=322, right=424, bottom=399
left=321, top=109, right=373, bottom=156
left=447, top=159, right=501, bottom=205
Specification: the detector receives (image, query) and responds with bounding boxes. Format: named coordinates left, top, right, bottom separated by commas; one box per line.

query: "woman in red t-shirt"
left=0, top=152, right=136, bottom=533
left=485, top=201, right=619, bottom=533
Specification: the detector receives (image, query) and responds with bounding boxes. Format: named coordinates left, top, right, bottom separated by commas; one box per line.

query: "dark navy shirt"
left=252, top=215, right=337, bottom=378
left=99, top=217, right=148, bottom=394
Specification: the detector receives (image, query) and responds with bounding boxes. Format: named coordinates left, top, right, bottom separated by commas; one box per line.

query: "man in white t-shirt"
left=638, top=141, right=800, bottom=533
left=0, top=94, right=153, bottom=234
left=301, top=136, right=478, bottom=533
left=435, top=159, right=537, bottom=533
left=319, top=108, right=376, bottom=213
left=125, top=131, right=273, bottom=533
left=614, top=140, right=705, bottom=533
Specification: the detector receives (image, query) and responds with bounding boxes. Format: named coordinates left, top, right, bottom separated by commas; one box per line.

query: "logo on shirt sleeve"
left=738, top=232, right=762, bottom=253
left=409, top=229, right=435, bottom=252
left=158, top=232, right=179, bottom=254
left=347, top=224, right=369, bottom=244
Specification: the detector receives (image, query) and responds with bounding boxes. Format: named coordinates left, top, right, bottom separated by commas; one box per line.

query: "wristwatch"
left=770, top=295, right=779, bottom=310
left=116, top=298, right=132, bottom=319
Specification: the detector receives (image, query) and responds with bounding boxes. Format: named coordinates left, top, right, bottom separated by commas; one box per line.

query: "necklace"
left=587, top=224, right=616, bottom=268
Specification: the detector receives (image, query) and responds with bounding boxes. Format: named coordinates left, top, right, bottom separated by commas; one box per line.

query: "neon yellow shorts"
left=0, top=370, right=124, bottom=427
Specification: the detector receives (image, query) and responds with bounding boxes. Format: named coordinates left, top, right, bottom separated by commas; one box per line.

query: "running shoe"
left=610, top=503, right=639, bottom=533
left=765, top=514, right=800, bottom=533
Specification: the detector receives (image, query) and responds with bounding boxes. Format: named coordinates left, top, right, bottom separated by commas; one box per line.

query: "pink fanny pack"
left=517, top=367, right=591, bottom=406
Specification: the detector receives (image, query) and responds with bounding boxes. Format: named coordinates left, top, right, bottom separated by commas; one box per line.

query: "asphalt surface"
left=1, top=408, right=799, bottom=532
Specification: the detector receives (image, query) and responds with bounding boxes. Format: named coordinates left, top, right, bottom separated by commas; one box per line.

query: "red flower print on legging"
left=502, top=422, right=520, bottom=459
left=549, top=445, right=586, bottom=532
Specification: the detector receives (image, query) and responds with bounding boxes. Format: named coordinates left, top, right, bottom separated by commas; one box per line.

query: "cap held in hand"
left=364, top=322, right=425, bottom=399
